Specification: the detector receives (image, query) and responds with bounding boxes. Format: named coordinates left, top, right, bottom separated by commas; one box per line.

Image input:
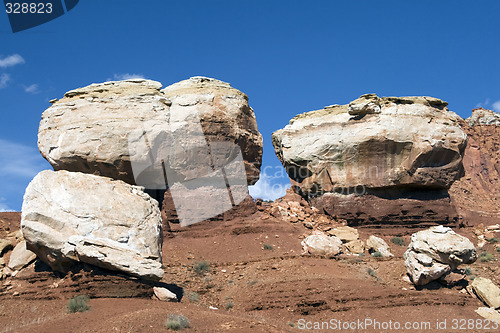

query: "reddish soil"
left=1, top=207, right=499, bottom=333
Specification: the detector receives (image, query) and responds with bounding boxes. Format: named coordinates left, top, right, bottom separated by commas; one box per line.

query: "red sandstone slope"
left=449, top=109, right=500, bottom=225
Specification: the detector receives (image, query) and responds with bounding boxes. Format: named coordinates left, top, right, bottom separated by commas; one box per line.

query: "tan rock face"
left=272, top=94, right=466, bottom=196
left=38, top=77, right=263, bottom=187
left=21, top=170, right=164, bottom=280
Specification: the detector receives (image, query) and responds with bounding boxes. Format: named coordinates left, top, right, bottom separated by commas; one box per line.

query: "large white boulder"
left=21, top=170, right=164, bottom=280
left=273, top=94, right=467, bottom=194
left=38, top=77, right=262, bottom=187
left=301, top=232, right=343, bottom=256
left=404, top=226, right=477, bottom=286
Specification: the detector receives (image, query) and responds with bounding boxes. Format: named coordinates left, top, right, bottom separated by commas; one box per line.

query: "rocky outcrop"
left=38, top=77, right=263, bottom=187
left=449, top=108, right=500, bottom=225
left=404, top=226, right=477, bottom=286
left=272, top=94, right=466, bottom=225
left=21, top=170, right=163, bottom=280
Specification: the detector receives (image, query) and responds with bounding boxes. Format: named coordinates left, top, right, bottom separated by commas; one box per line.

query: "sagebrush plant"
left=166, top=314, right=190, bottom=330
left=497, top=247, right=500, bottom=253
left=225, top=302, right=234, bottom=310
left=487, top=237, right=499, bottom=244
left=391, top=237, right=405, bottom=246
left=193, top=260, right=211, bottom=276
left=371, top=251, right=383, bottom=258
left=479, top=252, right=494, bottom=262
left=464, top=267, right=473, bottom=276
left=186, top=291, right=199, bottom=303
left=67, top=295, right=90, bottom=313
left=367, top=268, right=377, bottom=277
left=263, top=244, right=274, bottom=250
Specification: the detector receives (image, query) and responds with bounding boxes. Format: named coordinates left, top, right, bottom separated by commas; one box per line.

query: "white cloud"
left=249, top=171, right=291, bottom=201
left=475, top=98, right=490, bottom=109
left=492, top=100, right=500, bottom=113
left=24, top=84, right=39, bottom=94
left=0, top=54, right=25, bottom=68
left=111, top=73, right=146, bottom=81
left=0, top=198, right=13, bottom=212
left=0, top=73, right=11, bottom=89
left=0, top=139, right=49, bottom=178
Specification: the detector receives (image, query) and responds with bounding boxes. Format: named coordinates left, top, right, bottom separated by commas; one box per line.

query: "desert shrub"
left=367, top=268, right=377, bottom=277
left=186, top=291, right=199, bottom=303
left=464, top=267, right=473, bottom=276
left=225, top=302, right=234, bottom=310
left=487, top=237, right=499, bottom=244
left=263, top=244, right=274, bottom=250
left=166, top=314, right=190, bottom=330
left=479, top=252, right=494, bottom=262
left=497, top=247, right=500, bottom=253
left=391, top=237, right=405, bottom=246
left=288, top=322, right=295, bottom=327
left=371, top=251, right=383, bottom=258
left=193, top=260, right=211, bottom=276
left=67, top=295, right=90, bottom=313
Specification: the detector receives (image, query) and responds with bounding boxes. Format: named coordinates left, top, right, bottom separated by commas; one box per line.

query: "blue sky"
left=1, top=0, right=500, bottom=210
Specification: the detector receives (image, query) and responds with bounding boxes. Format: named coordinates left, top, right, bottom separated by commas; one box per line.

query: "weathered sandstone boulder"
left=449, top=108, right=500, bottom=225
left=273, top=94, right=466, bottom=225
left=301, top=232, right=343, bottom=256
left=7, top=240, right=36, bottom=271
left=161, top=76, right=263, bottom=185
left=366, top=236, right=393, bottom=257
left=404, top=226, right=477, bottom=285
left=475, top=307, right=500, bottom=323
left=21, top=170, right=163, bottom=280
left=38, top=77, right=262, bottom=187
left=472, top=277, right=500, bottom=309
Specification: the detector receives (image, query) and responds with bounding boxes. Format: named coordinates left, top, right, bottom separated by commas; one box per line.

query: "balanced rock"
left=404, top=226, right=477, bottom=286
left=21, top=170, right=163, bottom=280
left=272, top=94, right=466, bottom=225
left=301, top=232, right=343, bottom=256
left=472, top=277, right=500, bottom=309
left=38, top=77, right=263, bottom=187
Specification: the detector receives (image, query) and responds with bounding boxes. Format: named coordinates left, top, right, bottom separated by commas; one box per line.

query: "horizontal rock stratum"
left=21, top=170, right=164, bottom=280
left=38, top=77, right=263, bottom=187
left=272, top=94, right=467, bottom=225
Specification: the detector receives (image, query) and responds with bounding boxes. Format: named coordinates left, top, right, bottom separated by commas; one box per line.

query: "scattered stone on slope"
left=472, top=277, right=500, bottom=309
left=475, top=307, right=500, bottom=323
left=7, top=240, right=36, bottom=271
left=21, top=170, right=164, bottom=280
left=153, top=287, right=178, bottom=302
left=301, top=232, right=343, bottom=257
left=404, top=226, right=477, bottom=286
left=366, top=235, right=393, bottom=257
